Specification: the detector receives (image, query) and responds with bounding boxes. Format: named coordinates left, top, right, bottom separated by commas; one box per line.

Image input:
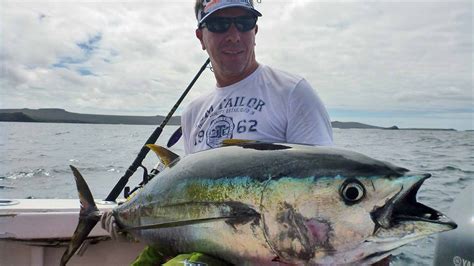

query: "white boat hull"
left=0, top=199, right=146, bottom=266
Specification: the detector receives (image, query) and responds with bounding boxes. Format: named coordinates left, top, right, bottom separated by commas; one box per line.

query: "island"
left=0, top=108, right=457, bottom=131
left=0, top=108, right=180, bottom=125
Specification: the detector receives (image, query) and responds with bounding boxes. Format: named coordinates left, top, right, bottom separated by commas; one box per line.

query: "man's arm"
left=286, top=79, right=333, bottom=146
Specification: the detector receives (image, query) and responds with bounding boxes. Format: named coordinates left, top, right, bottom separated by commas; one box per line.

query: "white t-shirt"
left=181, top=64, right=333, bottom=154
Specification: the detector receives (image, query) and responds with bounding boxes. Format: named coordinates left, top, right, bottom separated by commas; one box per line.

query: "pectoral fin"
left=123, top=201, right=260, bottom=231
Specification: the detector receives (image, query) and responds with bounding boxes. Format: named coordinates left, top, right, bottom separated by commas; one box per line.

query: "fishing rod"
left=105, top=58, right=211, bottom=202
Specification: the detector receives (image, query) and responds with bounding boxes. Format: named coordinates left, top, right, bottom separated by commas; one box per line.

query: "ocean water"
left=1, top=122, right=472, bottom=265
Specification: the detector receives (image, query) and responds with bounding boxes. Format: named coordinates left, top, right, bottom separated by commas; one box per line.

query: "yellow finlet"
left=146, top=144, right=180, bottom=167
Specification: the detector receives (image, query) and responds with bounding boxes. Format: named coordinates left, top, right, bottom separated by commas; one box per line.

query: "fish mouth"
left=371, top=174, right=457, bottom=230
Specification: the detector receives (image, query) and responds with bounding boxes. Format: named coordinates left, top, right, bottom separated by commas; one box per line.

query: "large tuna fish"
left=60, top=141, right=456, bottom=265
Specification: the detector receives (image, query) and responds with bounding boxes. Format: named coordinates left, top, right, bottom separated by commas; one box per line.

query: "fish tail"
left=60, top=165, right=101, bottom=266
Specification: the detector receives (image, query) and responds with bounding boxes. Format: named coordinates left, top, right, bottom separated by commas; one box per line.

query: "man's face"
left=196, top=7, right=258, bottom=86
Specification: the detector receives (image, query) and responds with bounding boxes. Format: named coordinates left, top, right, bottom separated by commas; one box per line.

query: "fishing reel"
left=123, top=161, right=165, bottom=199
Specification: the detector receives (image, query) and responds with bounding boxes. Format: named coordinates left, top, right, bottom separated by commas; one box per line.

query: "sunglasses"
left=200, top=16, right=257, bottom=33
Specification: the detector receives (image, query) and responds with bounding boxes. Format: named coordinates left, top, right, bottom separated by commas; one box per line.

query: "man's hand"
left=100, top=211, right=132, bottom=241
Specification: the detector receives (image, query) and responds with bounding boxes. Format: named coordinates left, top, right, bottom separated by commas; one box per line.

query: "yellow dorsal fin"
left=146, top=144, right=180, bottom=167
left=221, top=139, right=257, bottom=146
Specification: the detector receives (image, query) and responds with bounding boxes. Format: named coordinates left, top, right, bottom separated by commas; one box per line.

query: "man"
left=182, top=0, right=333, bottom=154
left=103, top=1, right=334, bottom=264
left=187, top=3, right=388, bottom=266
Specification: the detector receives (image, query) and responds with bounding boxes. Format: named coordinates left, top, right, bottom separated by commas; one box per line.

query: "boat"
left=0, top=198, right=145, bottom=266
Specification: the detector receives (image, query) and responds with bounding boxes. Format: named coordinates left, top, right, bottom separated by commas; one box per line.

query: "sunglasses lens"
left=205, top=18, right=231, bottom=33
left=203, top=16, right=257, bottom=33
left=235, top=17, right=257, bottom=32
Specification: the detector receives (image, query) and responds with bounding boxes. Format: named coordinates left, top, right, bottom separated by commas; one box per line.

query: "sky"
left=0, top=0, right=472, bottom=130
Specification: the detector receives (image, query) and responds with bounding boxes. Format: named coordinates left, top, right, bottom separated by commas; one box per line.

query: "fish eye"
left=340, top=179, right=366, bottom=204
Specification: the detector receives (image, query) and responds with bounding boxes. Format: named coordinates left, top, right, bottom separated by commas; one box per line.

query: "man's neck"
left=215, top=62, right=259, bottom=87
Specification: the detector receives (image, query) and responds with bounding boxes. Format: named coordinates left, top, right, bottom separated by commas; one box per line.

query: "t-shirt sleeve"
left=286, top=79, right=333, bottom=146
left=181, top=105, right=193, bottom=155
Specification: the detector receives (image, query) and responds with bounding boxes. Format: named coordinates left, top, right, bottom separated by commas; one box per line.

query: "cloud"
left=258, top=1, right=471, bottom=108
left=0, top=0, right=472, bottom=129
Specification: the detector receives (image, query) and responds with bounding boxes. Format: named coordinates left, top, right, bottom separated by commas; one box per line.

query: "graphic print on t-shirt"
left=206, top=115, right=234, bottom=148
left=193, top=96, right=266, bottom=149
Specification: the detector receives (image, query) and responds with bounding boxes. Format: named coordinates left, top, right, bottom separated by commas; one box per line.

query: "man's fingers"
left=99, top=211, right=133, bottom=242
left=105, top=213, right=114, bottom=232
left=111, top=221, right=121, bottom=240
left=100, top=212, right=112, bottom=232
